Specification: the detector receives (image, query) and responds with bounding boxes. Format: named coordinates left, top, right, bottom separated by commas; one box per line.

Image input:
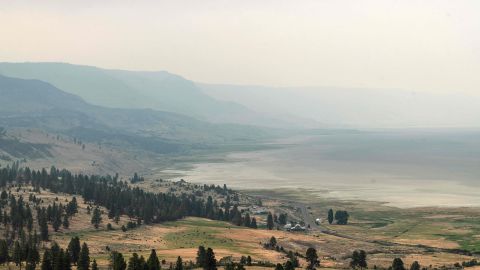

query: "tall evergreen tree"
left=91, top=260, right=98, bottom=270
left=111, top=252, right=127, bottom=270
left=127, top=253, right=143, bottom=270
left=91, top=207, right=102, bottom=229
left=147, top=249, right=161, bottom=270
left=358, top=250, right=367, bottom=270
left=243, top=213, right=251, bottom=227
left=267, top=213, right=274, bottom=230
left=196, top=246, right=206, bottom=268
left=250, top=218, right=257, bottom=229
left=392, top=258, right=405, bottom=270
left=205, top=248, right=216, bottom=270
left=78, top=243, right=90, bottom=270
left=62, top=215, right=69, bottom=229
left=39, top=214, right=49, bottom=241
left=41, top=250, right=53, bottom=270
left=306, top=248, right=319, bottom=270
left=67, top=237, right=81, bottom=265
left=174, top=257, right=183, bottom=270
left=13, top=241, right=23, bottom=268
left=0, top=239, right=8, bottom=264
left=284, top=261, right=294, bottom=270
left=327, top=209, right=334, bottom=224
left=410, top=261, right=420, bottom=270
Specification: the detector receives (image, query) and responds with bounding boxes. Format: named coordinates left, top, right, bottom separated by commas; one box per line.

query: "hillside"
left=0, top=62, right=291, bottom=128
left=0, top=74, right=275, bottom=155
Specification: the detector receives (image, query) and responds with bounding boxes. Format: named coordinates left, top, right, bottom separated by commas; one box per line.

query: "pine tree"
left=67, top=237, right=81, bottom=265
left=39, top=214, right=49, bottom=241
left=269, top=236, right=277, bottom=248
left=174, top=257, right=183, bottom=270
left=306, top=248, right=319, bottom=270
left=410, top=261, right=420, bottom=270
left=78, top=243, right=90, bottom=270
left=243, top=213, right=251, bottom=227
left=205, top=248, right=216, bottom=270
left=392, top=258, right=405, bottom=270
left=275, top=263, right=284, bottom=270
left=350, top=250, right=360, bottom=269
left=196, top=246, right=206, bottom=268
left=250, top=218, right=257, bottom=229
left=267, top=213, right=274, bottom=230
left=0, top=239, right=8, bottom=264
left=62, top=215, right=69, bottom=229
left=27, top=244, right=40, bottom=270
left=13, top=241, right=23, bottom=267
left=52, top=212, right=61, bottom=232
left=41, top=250, right=53, bottom=270
left=111, top=252, right=127, bottom=270
left=91, top=260, right=98, bottom=270
left=284, top=261, right=294, bottom=270
left=128, top=253, right=142, bottom=270
left=147, top=249, right=161, bottom=270
left=358, top=250, right=367, bottom=270
left=327, top=209, right=334, bottom=224
left=63, top=251, right=71, bottom=270
left=91, top=207, right=102, bottom=229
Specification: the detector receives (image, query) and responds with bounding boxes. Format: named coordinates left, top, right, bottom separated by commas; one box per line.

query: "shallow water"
left=164, top=129, right=480, bottom=208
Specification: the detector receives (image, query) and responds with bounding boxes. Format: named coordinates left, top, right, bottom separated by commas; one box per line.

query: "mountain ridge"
left=0, top=62, right=297, bottom=128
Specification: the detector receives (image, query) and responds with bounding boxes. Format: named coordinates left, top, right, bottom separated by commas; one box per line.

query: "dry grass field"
left=2, top=185, right=477, bottom=270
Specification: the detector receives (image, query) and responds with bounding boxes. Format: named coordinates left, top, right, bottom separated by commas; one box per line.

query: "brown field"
left=2, top=179, right=480, bottom=269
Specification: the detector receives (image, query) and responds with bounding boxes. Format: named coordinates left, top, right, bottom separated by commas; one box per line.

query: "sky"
left=0, top=0, right=479, bottom=95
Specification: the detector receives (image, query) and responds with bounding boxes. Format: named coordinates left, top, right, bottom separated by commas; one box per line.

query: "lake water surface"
left=164, top=129, right=480, bottom=208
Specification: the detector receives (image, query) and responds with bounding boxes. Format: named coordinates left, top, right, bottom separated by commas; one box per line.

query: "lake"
left=163, top=129, right=480, bottom=208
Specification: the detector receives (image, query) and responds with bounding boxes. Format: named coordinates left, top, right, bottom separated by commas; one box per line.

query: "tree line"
left=0, top=164, right=258, bottom=231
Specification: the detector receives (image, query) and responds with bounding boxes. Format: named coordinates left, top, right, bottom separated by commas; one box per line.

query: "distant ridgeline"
left=0, top=163, right=256, bottom=228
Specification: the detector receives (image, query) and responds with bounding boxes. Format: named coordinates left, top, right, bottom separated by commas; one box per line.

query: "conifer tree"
left=250, top=218, right=257, bottom=229
left=306, top=248, right=319, bottom=270
left=267, top=213, right=274, bottom=230
left=13, top=241, right=23, bottom=268
left=327, top=209, right=334, bottom=224
left=0, top=239, right=8, bottom=264
left=91, top=260, right=98, bottom=270
left=392, top=258, right=405, bottom=270
left=39, top=214, right=48, bottom=241
left=62, top=215, right=69, bottom=229
left=205, top=248, right=216, bottom=270
left=196, top=246, right=206, bottom=268
left=147, top=249, right=161, bottom=270
left=91, top=207, right=102, bottom=229
left=174, top=257, right=183, bottom=270
left=78, top=243, right=90, bottom=270
left=284, top=261, right=294, bottom=270
left=111, top=252, right=127, bottom=270
left=41, top=250, right=53, bottom=270
left=67, top=237, right=81, bottom=265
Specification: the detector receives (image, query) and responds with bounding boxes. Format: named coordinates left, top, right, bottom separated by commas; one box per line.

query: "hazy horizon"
left=1, top=0, right=479, bottom=96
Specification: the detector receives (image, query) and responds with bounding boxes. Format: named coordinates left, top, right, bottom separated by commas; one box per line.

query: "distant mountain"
left=0, top=74, right=275, bottom=154
left=0, top=62, right=293, bottom=128
left=199, top=83, right=480, bottom=128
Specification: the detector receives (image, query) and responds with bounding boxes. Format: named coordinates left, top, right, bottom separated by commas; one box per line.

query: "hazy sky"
left=0, top=0, right=479, bottom=94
